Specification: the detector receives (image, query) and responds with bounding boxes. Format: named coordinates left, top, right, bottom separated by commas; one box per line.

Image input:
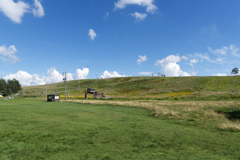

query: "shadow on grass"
left=216, top=111, right=240, bottom=120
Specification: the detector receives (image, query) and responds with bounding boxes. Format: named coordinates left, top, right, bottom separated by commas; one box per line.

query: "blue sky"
left=1, top=0, right=240, bottom=86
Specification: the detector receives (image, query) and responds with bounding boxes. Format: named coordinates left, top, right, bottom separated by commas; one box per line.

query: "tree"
left=231, top=67, right=239, bottom=76
left=0, top=78, right=21, bottom=96
left=0, top=78, right=7, bottom=93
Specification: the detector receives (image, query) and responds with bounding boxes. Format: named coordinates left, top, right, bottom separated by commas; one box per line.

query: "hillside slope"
left=22, top=76, right=240, bottom=99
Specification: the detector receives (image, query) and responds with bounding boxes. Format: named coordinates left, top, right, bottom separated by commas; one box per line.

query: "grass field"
left=1, top=98, right=240, bottom=159
left=22, top=76, right=240, bottom=100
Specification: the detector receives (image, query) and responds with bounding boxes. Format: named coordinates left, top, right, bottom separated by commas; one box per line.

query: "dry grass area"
left=66, top=99, right=239, bottom=121
left=218, top=121, right=240, bottom=131
left=65, top=99, right=240, bottom=131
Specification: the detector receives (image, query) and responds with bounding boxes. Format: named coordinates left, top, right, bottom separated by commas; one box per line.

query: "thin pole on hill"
left=46, top=83, right=47, bottom=96
left=67, top=83, right=69, bottom=100
left=63, top=71, right=67, bottom=100
left=152, top=73, right=154, bottom=79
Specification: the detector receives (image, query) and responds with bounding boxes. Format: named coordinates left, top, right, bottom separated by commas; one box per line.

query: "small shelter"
left=47, top=95, right=60, bottom=102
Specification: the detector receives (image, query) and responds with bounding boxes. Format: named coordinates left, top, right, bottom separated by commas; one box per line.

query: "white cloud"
left=0, top=0, right=30, bottom=23
left=212, top=73, right=227, bottom=76
left=0, top=0, right=44, bottom=23
left=3, top=67, right=89, bottom=86
left=208, top=46, right=228, bottom=55
left=229, top=45, right=240, bottom=57
left=131, top=12, right=147, bottom=21
left=194, top=53, right=219, bottom=64
left=138, top=71, right=152, bottom=75
left=190, top=59, right=199, bottom=66
left=114, top=0, right=158, bottom=13
left=137, top=55, right=147, bottom=65
left=181, top=56, right=189, bottom=60
left=216, top=58, right=224, bottom=62
left=154, top=55, right=190, bottom=77
left=100, top=71, right=126, bottom=79
left=103, top=12, right=109, bottom=21
left=194, top=53, right=209, bottom=60
left=88, top=29, right=97, bottom=41
left=0, top=45, right=20, bottom=64
left=74, top=68, right=89, bottom=79
left=207, top=44, right=240, bottom=57
left=32, top=0, right=44, bottom=17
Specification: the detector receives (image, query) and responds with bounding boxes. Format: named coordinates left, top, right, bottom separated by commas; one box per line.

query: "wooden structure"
left=47, top=94, right=60, bottom=102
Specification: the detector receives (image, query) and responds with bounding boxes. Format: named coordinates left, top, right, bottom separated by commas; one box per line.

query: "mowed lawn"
left=0, top=99, right=240, bottom=159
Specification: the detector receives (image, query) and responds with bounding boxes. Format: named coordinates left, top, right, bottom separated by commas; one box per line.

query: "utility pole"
left=67, top=83, right=69, bottom=100
left=151, top=73, right=154, bottom=79
left=158, top=72, right=160, bottom=77
left=46, top=83, right=47, bottom=96
left=127, top=86, right=130, bottom=95
left=63, top=71, right=67, bottom=100
left=41, top=89, right=43, bottom=96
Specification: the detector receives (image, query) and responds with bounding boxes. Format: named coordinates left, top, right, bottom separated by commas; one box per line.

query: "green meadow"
left=22, top=76, right=240, bottom=100
left=1, top=99, right=240, bottom=159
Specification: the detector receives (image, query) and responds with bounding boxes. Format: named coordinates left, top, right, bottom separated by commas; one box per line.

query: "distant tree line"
left=0, top=78, right=21, bottom=96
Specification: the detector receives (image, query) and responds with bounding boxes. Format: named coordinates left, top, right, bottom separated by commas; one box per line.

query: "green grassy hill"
left=22, top=76, right=240, bottom=100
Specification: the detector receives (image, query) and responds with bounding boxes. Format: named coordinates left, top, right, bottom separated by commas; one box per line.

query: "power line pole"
left=46, top=83, right=47, bottom=96
left=151, top=73, right=154, bottom=79
left=67, top=83, right=69, bottom=100
left=158, top=72, right=160, bottom=77
left=63, top=71, right=67, bottom=100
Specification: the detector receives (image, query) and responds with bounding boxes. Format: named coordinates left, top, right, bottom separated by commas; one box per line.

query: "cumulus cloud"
left=32, top=0, right=44, bottom=17
left=3, top=67, right=89, bottom=86
left=114, top=0, right=158, bottom=13
left=88, top=29, right=97, bottom=40
left=137, top=55, right=147, bottom=65
left=154, top=55, right=190, bottom=77
left=138, top=72, right=152, bottom=75
left=131, top=12, right=147, bottom=21
left=0, top=45, right=20, bottom=64
left=212, top=73, right=227, bottom=76
left=0, top=0, right=44, bottom=23
left=100, top=71, right=126, bottom=79
left=190, top=59, right=199, bottom=66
